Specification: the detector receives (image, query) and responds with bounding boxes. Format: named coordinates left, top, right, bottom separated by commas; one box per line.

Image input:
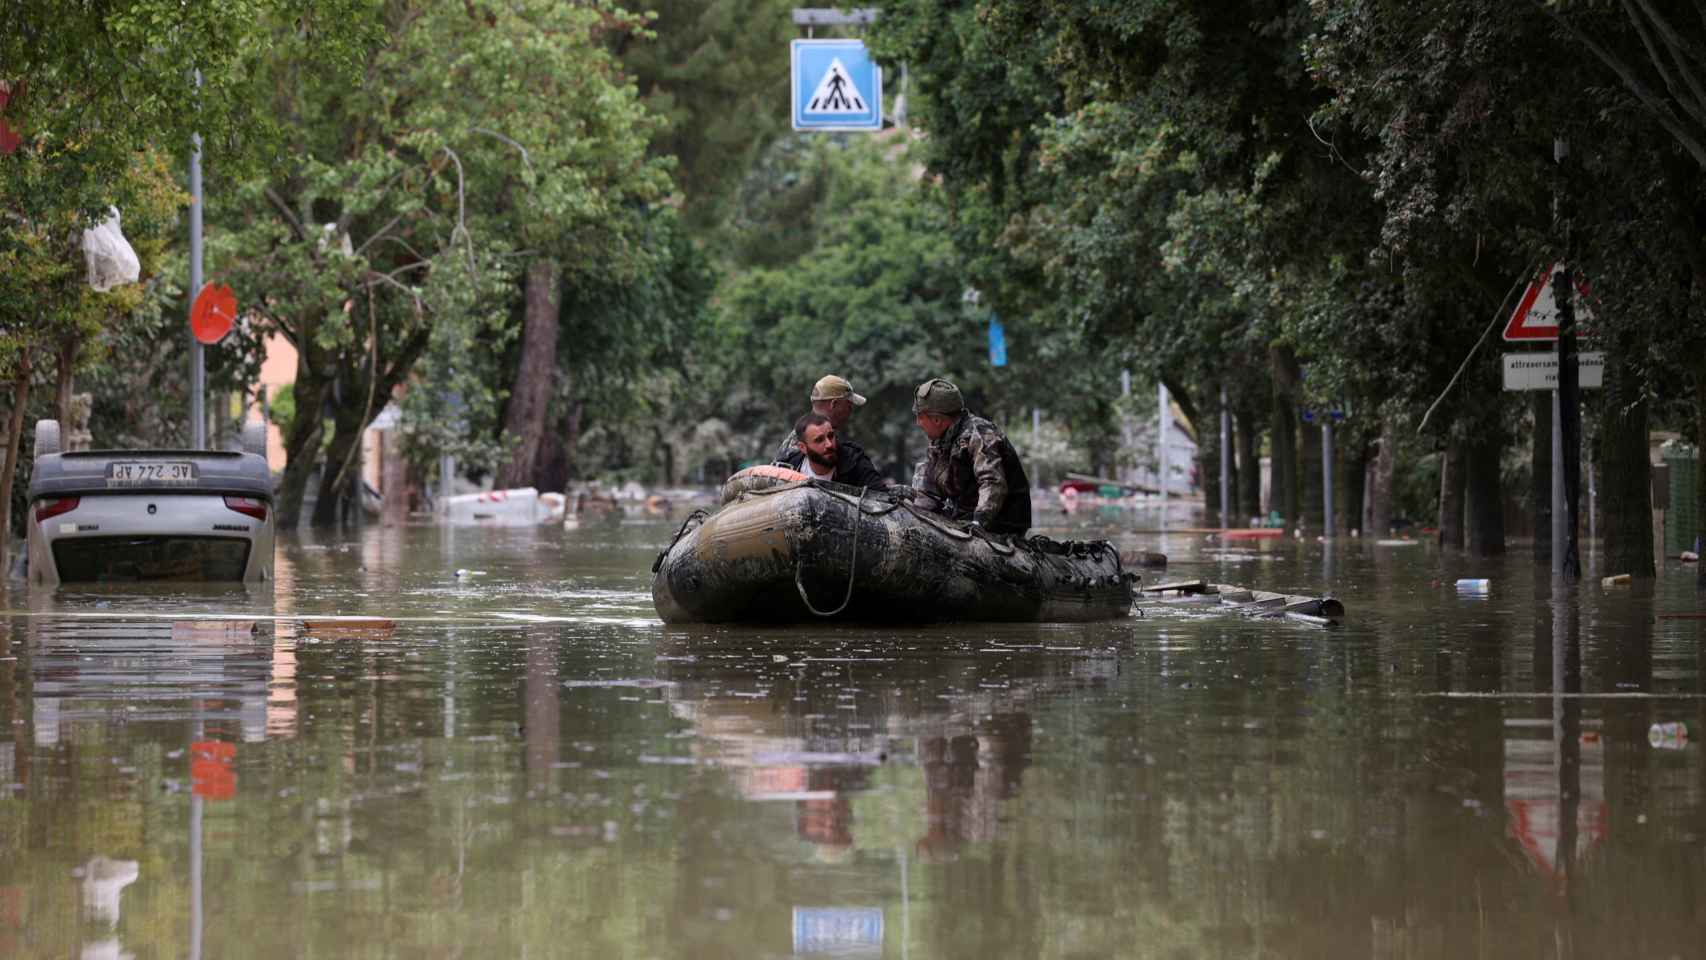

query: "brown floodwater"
left=2, top=503, right=1704, bottom=959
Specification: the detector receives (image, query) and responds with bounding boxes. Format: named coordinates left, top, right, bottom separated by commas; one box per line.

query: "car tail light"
left=35, top=496, right=79, bottom=523
left=224, top=496, right=268, bottom=521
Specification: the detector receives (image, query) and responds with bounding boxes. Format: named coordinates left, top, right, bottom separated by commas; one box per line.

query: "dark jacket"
left=912, top=411, right=1031, bottom=534
left=776, top=435, right=889, bottom=489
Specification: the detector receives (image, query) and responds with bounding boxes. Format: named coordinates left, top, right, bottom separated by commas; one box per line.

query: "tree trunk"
left=1300, top=419, right=1323, bottom=534
left=1341, top=436, right=1368, bottom=537
left=1369, top=419, right=1396, bottom=537
left=1439, top=442, right=1465, bottom=549
left=0, top=356, right=31, bottom=575
left=380, top=428, right=406, bottom=527
left=1270, top=392, right=1296, bottom=526
left=564, top=399, right=584, bottom=483
left=1697, top=351, right=1706, bottom=586
left=1269, top=348, right=1302, bottom=526
left=1465, top=428, right=1506, bottom=557
left=1201, top=418, right=1222, bottom=525
left=1225, top=412, right=1241, bottom=524
left=310, top=397, right=372, bottom=528
left=275, top=371, right=328, bottom=530
left=535, top=429, right=568, bottom=495
left=1235, top=408, right=1260, bottom=520
left=1602, top=352, right=1655, bottom=577
left=496, top=259, right=560, bottom=490
left=55, top=340, right=74, bottom=427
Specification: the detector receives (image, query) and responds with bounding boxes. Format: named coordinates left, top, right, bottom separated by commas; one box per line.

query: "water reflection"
left=0, top=525, right=1705, bottom=957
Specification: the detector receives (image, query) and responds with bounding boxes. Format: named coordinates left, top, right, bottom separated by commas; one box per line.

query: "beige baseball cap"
left=810, top=374, right=866, bottom=406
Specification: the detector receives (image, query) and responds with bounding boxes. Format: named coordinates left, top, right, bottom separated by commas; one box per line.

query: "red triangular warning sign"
left=1504, top=263, right=1595, bottom=341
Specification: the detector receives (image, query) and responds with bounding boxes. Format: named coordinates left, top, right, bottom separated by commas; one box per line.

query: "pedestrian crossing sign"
left=792, top=39, right=883, bottom=132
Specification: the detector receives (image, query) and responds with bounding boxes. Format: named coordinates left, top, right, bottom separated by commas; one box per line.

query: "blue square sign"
left=792, top=39, right=883, bottom=132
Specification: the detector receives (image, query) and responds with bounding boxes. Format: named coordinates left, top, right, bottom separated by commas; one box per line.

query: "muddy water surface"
left=2, top=508, right=1704, bottom=958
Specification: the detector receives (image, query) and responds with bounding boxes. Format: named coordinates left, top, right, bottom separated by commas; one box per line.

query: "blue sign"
left=988, top=315, right=1007, bottom=367
left=792, top=40, right=883, bottom=132
left=793, top=907, right=883, bottom=954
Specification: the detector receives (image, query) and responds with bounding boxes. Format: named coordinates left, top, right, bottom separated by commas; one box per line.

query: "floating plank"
left=1221, top=529, right=1285, bottom=541
left=1136, top=580, right=1345, bottom=624
left=1138, top=579, right=1208, bottom=595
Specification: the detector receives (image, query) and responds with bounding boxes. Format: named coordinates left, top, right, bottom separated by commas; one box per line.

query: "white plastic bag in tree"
left=82, top=207, right=141, bottom=292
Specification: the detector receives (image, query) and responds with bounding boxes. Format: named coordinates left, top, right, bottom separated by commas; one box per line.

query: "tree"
left=616, top=0, right=797, bottom=230
left=0, top=1, right=369, bottom=561
left=215, top=0, right=669, bottom=526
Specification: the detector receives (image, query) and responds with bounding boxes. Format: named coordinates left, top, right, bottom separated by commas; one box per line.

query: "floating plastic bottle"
left=1649, top=722, right=1689, bottom=750
left=1455, top=578, right=1490, bottom=594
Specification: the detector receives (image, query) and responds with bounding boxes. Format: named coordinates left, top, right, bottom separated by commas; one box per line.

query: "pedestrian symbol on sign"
left=807, top=59, right=867, bottom=113
left=791, top=40, right=882, bottom=132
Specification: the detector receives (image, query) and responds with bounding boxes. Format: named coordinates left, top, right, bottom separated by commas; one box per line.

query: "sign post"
left=1502, top=244, right=1590, bottom=575
left=188, top=125, right=205, bottom=450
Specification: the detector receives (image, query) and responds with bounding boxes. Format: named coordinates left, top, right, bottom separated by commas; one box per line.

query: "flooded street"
left=3, top=507, right=1705, bottom=958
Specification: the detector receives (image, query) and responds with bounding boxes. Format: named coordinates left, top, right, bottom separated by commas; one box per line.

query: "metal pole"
left=1558, top=267, right=1582, bottom=578
left=1219, top=386, right=1230, bottom=528
left=189, top=713, right=204, bottom=960
left=1322, top=419, right=1332, bottom=537
left=1552, top=135, right=1582, bottom=580
left=1157, top=383, right=1169, bottom=518
left=439, top=453, right=455, bottom=512
left=1120, top=369, right=1132, bottom=486
left=188, top=122, right=205, bottom=450
left=1552, top=386, right=1564, bottom=576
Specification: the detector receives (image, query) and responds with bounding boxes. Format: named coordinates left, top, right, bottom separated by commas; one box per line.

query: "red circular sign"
left=190, top=283, right=237, bottom=344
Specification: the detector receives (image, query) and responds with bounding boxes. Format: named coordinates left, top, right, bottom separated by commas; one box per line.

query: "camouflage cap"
left=810, top=374, right=866, bottom=406
left=912, top=377, right=964, bottom=415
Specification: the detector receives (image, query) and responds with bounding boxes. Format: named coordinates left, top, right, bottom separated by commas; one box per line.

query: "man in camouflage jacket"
left=910, top=378, right=1032, bottom=535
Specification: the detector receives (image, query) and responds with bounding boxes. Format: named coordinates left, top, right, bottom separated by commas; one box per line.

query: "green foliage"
left=712, top=135, right=988, bottom=472
left=617, top=0, right=797, bottom=229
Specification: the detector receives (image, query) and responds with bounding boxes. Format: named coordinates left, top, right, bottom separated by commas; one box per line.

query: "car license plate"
left=106, top=461, right=198, bottom=487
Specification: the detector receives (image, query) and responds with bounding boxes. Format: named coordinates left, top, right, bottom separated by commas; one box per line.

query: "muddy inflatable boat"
left=651, top=470, right=1136, bottom=624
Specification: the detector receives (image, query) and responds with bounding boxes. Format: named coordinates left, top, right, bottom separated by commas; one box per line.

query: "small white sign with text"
left=1501, top=352, right=1604, bottom=391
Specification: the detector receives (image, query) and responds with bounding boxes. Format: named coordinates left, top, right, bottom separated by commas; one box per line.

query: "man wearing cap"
left=911, top=377, right=1031, bottom=535
left=771, top=375, right=889, bottom=486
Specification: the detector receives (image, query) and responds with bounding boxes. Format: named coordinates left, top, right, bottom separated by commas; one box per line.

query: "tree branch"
left=1541, top=2, right=1706, bottom=170
left=354, top=212, right=406, bottom=257
left=264, top=186, right=309, bottom=242
left=1631, top=0, right=1706, bottom=124
left=436, top=144, right=477, bottom=277
left=472, top=127, right=532, bottom=171
left=1623, top=0, right=1706, bottom=130
left=363, top=267, right=426, bottom=305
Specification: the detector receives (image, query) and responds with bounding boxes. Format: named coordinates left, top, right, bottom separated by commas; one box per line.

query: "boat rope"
left=795, top=485, right=868, bottom=618
left=652, top=508, right=709, bottom=573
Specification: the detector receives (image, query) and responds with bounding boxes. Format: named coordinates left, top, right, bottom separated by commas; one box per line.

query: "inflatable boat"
left=651, top=469, right=1136, bottom=624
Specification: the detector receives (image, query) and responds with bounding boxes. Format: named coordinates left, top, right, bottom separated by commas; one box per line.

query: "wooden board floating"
left=1135, top=581, right=1344, bottom=625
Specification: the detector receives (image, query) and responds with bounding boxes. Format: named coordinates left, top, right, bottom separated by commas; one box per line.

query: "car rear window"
left=51, top=536, right=252, bottom=582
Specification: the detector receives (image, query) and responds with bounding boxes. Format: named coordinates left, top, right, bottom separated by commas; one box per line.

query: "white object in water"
left=441, top=487, right=543, bottom=526
left=1455, top=578, right=1489, bottom=593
